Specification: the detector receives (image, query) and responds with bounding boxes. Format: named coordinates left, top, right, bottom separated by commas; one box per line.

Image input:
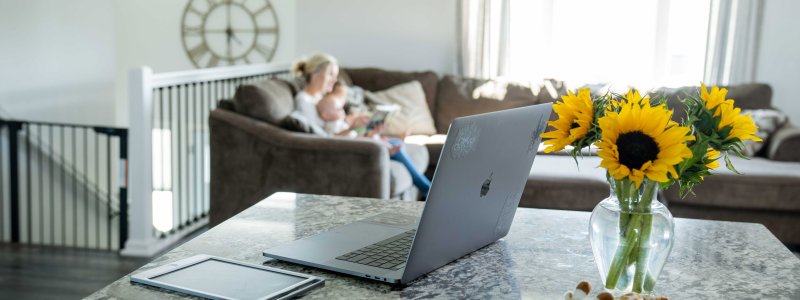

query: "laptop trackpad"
left=264, top=218, right=410, bottom=263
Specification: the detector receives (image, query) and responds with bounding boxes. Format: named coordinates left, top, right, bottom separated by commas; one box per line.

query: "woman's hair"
left=292, top=53, right=338, bottom=81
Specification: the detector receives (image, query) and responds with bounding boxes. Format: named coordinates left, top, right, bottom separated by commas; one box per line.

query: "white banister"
left=121, top=63, right=292, bottom=257
left=151, top=63, right=291, bottom=88
left=121, top=66, right=158, bottom=257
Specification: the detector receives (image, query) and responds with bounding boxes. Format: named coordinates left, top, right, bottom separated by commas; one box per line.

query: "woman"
left=291, top=53, right=340, bottom=129
left=292, top=53, right=432, bottom=195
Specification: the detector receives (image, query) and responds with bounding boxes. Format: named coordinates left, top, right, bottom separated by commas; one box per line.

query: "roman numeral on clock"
left=253, top=3, right=272, bottom=15
left=188, top=43, right=211, bottom=63
left=257, top=27, right=277, bottom=34
left=183, top=26, right=204, bottom=36
left=254, top=44, right=273, bottom=60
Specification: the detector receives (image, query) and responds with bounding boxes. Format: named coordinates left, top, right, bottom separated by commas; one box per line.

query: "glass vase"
left=589, top=178, right=675, bottom=294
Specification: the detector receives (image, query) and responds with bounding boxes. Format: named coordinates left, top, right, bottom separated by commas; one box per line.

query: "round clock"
left=181, top=0, right=280, bottom=68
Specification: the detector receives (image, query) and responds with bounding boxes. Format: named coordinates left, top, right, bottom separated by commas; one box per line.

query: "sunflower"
left=541, top=88, right=594, bottom=153
left=705, top=147, right=720, bottom=168
left=700, top=84, right=761, bottom=143
left=596, top=101, right=694, bottom=187
left=716, top=102, right=762, bottom=142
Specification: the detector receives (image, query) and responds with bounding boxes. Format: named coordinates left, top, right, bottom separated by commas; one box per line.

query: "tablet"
left=131, top=255, right=324, bottom=300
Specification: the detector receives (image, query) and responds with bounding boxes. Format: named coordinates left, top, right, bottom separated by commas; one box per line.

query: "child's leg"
left=388, top=139, right=431, bottom=194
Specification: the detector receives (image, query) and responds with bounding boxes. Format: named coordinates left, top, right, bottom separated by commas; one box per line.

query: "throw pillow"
left=741, top=109, right=788, bottom=156
left=364, top=80, right=437, bottom=136
left=232, top=80, right=295, bottom=125
left=282, top=111, right=330, bottom=137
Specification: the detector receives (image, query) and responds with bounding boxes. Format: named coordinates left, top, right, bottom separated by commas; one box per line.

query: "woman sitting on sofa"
left=292, top=53, right=431, bottom=195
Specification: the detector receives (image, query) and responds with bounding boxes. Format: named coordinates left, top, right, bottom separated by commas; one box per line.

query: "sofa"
left=210, top=67, right=800, bottom=245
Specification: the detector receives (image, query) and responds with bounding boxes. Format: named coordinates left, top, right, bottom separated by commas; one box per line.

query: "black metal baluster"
left=8, top=122, right=21, bottom=243
left=119, top=130, right=128, bottom=250
left=72, top=126, right=77, bottom=247
left=84, top=127, right=88, bottom=248
left=26, top=124, right=31, bottom=244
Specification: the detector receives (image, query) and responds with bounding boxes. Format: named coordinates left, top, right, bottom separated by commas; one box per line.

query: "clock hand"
left=230, top=32, right=243, bottom=45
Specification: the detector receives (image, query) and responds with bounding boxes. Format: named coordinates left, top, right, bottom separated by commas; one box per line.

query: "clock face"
left=181, top=0, right=280, bottom=68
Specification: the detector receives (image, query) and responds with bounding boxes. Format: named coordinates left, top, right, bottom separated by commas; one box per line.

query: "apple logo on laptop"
left=480, top=172, right=493, bottom=197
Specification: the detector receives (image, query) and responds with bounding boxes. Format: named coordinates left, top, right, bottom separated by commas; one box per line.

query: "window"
left=507, top=0, right=711, bottom=90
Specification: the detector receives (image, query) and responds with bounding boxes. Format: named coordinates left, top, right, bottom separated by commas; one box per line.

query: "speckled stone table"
left=89, top=193, right=800, bottom=299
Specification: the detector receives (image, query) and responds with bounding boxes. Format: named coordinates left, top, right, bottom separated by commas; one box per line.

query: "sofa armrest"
left=209, top=109, right=390, bottom=225
left=768, top=125, right=800, bottom=162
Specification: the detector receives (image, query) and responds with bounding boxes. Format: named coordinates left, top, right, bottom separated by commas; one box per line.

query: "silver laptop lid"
left=401, top=103, right=552, bottom=284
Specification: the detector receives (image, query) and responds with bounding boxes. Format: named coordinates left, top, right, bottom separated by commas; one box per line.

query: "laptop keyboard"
left=335, top=229, right=416, bottom=270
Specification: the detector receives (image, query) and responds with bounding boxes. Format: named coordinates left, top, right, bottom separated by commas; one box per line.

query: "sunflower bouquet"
left=541, top=84, right=761, bottom=294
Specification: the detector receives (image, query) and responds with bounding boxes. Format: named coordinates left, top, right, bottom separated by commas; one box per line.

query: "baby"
left=316, top=83, right=431, bottom=194
left=317, top=83, right=358, bottom=137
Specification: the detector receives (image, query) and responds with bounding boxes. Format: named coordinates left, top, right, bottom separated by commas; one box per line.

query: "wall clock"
left=181, top=0, right=280, bottom=68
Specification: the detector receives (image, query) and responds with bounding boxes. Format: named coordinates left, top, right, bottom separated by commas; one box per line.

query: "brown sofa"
left=210, top=67, right=800, bottom=245
left=209, top=79, right=428, bottom=226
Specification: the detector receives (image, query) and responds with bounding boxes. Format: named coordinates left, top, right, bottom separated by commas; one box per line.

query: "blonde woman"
left=292, top=53, right=431, bottom=195
left=292, top=53, right=341, bottom=128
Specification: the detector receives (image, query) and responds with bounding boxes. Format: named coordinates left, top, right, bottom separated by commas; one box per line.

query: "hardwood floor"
left=0, top=226, right=207, bottom=300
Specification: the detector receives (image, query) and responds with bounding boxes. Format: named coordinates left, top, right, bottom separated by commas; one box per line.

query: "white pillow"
left=365, top=80, right=437, bottom=136
left=740, top=109, right=788, bottom=156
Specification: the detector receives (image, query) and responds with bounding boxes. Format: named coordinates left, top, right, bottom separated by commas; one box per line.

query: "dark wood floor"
left=0, top=227, right=207, bottom=300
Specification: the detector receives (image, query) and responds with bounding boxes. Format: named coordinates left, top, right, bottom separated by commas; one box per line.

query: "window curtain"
left=704, top=0, right=763, bottom=85
left=458, top=0, right=510, bottom=79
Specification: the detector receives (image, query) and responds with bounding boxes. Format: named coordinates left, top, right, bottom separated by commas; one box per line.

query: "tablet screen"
left=151, top=258, right=306, bottom=300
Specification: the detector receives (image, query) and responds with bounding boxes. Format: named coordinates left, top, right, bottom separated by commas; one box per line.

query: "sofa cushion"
left=389, top=161, right=413, bottom=196
left=665, top=156, right=800, bottom=212
left=342, top=68, right=439, bottom=115
left=365, top=81, right=437, bottom=135
left=232, top=79, right=295, bottom=125
left=435, top=76, right=540, bottom=133
left=651, top=83, right=773, bottom=123
left=725, top=83, right=773, bottom=110
left=522, top=155, right=609, bottom=211
left=281, top=111, right=329, bottom=136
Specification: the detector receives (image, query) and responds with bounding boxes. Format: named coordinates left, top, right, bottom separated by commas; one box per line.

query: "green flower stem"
left=605, top=180, right=657, bottom=291
left=632, top=213, right=653, bottom=293
left=604, top=213, right=642, bottom=289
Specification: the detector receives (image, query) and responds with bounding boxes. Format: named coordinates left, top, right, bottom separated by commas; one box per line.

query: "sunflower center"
left=616, top=131, right=659, bottom=170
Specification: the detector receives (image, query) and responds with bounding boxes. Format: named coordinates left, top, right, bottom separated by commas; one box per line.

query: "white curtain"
left=704, top=0, right=763, bottom=85
left=458, top=0, right=510, bottom=79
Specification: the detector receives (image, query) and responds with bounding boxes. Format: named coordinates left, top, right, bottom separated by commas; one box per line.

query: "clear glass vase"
left=589, top=178, right=675, bottom=294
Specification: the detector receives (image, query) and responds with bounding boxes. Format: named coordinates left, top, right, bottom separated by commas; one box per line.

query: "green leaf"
left=723, top=153, right=741, bottom=175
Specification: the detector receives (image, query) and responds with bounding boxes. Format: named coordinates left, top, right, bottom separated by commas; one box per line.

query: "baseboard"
left=120, top=218, right=208, bottom=257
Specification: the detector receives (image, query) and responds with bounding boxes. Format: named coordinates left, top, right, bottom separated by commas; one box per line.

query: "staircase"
left=0, top=120, right=127, bottom=250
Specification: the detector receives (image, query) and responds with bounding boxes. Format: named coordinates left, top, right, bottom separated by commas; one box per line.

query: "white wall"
left=0, top=0, right=296, bottom=127
left=755, top=0, right=800, bottom=123
left=113, top=0, right=297, bottom=126
left=0, top=0, right=116, bottom=126
left=296, top=0, right=458, bottom=75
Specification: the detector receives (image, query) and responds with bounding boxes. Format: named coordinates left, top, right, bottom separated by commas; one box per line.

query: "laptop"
left=263, top=103, right=553, bottom=285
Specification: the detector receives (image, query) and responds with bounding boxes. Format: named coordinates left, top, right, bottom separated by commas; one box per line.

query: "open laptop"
left=263, top=103, right=553, bottom=285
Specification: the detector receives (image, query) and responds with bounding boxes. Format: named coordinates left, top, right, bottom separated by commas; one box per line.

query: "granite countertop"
left=89, top=193, right=800, bottom=299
